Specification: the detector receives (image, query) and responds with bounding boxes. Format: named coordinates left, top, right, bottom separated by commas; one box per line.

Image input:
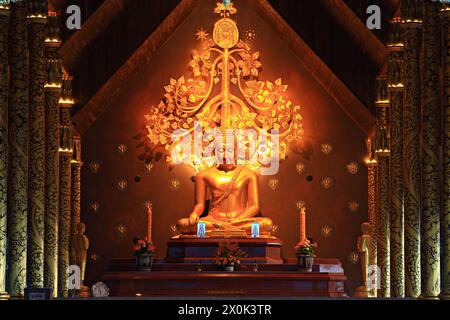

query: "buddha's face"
left=215, top=141, right=236, bottom=165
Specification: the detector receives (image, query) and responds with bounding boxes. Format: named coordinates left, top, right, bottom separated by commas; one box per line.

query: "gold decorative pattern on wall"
left=348, top=201, right=359, bottom=213
left=115, top=178, right=128, bottom=192
left=243, top=28, right=257, bottom=42
left=321, top=143, right=333, bottom=155
left=349, top=252, right=360, bottom=264
left=346, top=162, right=359, bottom=175
left=116, top=143, right=128, bottom=156
left=321, top=177, right=334, bottom=190
left=170, top=179, right=181, bottom=191
left=295, top=162, right=305, bottom=174
left=269, top=178, right=279, bottom=190
left=89, top=201, right=100, bottom=213
left=114, top=222, right=128, bottom=239
left=145, top=162, right=154, bottom=173
left=89, top=161, right=101, bottom=174
left=321, top=225, right=333, bottom=238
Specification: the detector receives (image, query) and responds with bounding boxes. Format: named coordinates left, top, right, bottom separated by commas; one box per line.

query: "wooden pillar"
left=7, top=0, right=29, bottom=297
left=70, top=134, right=82, bottom=264
left=26, top=0, right=48, bottom=289
left=440, top=4, right=450, bottom=300
left=401, top=0, right=422, bottom=298
left=365, top=137, right=377, bottom=297
left=0, top=1, right=10, bottom=300
left=420, top=1, right=441, bottom=300
left=387, top=17, right=405, bottom=298
left=44, top=11, right=61, bottom=298
left=375, top=76, right=391, bottom=298
left=58, top=76, right=73, bottom=298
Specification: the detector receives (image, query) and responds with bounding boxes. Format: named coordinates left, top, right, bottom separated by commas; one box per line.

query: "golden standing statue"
left=354, top=222, right=372, bottom=298
left=71, top=222, right=90, bottom=289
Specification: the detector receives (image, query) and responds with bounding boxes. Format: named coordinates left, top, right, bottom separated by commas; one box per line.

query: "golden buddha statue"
left=176, top=138, right=273, bottom=237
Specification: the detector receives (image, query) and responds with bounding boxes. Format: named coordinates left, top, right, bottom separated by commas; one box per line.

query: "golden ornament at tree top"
left=144, top=1, right=304, bottom=172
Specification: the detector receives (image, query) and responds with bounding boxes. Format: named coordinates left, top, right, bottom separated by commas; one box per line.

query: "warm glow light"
left=364, top=158, right=377, bottom=165
left=27, top=15, right=47, bottom=19
left=387, top=43, right=404, bottom=48
left=401, top=19, right=422, bottom=24
left=44, top=83, right=62, bottom=89
left=59, top=99, right=75, bottom=105
left=59, top=148, right=73, bottom=153
left=375, top=100, right=390, bottom=105
left=45, top=38, right=61, bottom=44
left=388, top=84, right=404, bottom=88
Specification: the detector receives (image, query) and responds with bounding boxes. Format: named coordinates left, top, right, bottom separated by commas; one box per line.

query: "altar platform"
left=103, top=260, right=347, bottom=297
left=102, top=237, right=347, bottom=297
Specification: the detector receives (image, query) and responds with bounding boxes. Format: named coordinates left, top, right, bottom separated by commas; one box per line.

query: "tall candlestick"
left=147, top=203, right=153, bottom=243
left=299, top=207, right=306, bottom=242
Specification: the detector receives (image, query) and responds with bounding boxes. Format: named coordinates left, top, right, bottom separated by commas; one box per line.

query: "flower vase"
left=224, top=265, right=234, bottom=272
left=297, top=255, right=314, bottom=272
left=136, top=254, right=153, bottom=271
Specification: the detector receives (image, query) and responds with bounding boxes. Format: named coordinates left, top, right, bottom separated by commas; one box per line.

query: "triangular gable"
left=72, top=0, right=375, bottom=136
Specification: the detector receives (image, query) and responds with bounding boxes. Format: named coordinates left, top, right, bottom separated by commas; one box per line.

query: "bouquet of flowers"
left=133, top=237, right=156, bottom=256
left=294, top=237, right=317, bottom=257
left=215, top=241, right=247, bottom=269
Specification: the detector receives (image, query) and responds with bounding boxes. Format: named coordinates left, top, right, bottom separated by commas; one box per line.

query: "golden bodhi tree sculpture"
left=139, top=1, right=304, bottom=172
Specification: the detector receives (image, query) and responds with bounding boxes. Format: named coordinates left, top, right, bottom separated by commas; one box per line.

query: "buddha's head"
left=76, top=222, right=86, bottom=235
left=361, top=222, right=371, bottom=235
left=213, top=128, right=239, bottom=168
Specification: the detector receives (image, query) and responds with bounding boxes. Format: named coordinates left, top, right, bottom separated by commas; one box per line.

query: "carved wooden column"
left=0, top=1, right=10, bottom=300
left=7, top=0, right=29, bottom=297
left=401, top=0, right=422, bottom=299
left=440, top=4, right=450, bottom=300
left=375, top=76, right=391, bottom=298
left=387, top=17, right=405, bottom=298
left=58, top=76, right=74, bottom=298
left=26, top=0, right=47, bottom=289
left=70, top=134, right=82, bottom=264
left=44, top=11, right=61, bottom=297
left=420, top=1, right=441, bottom=300
left=365, top=137, right=377, bottom=298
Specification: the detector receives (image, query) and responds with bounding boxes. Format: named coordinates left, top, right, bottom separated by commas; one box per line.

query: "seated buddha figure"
left=176, top=135, right=273, bottom=237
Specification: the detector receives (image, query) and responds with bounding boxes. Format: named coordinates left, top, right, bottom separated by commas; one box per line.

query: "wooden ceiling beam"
left=72, top=0, right=197, bottom=136
left=248, top=0, right=375, bottom=135
left=58, top=0, right=130, bottom=72
left=317, top=0, right=388, bottom=70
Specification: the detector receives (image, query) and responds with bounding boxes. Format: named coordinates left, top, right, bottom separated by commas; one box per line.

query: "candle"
left=299, top=206, right=306, bottom=242
left=147, top=203, right=153, bottom=243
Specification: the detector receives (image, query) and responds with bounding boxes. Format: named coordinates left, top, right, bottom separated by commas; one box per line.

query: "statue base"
left=0, top=291, right=10, bottom=300
left=166, top=237, right=283, bottom=264
left=103, top=257, right=347, bottom=297
left=353, top=286, right=371, bottom=298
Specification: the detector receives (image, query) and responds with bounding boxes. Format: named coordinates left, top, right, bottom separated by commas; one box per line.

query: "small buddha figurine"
left=354, top=222, right=372, bottom=298
left=71, top=222, right=90, bottom=289
left=176, top=134, right=273, bottom=236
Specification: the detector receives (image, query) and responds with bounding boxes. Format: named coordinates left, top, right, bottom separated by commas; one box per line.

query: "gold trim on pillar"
left=439, top=5, right=450, bottom=300
left=44, top=10, right=62, bottom=298
left=401, top=0, right=422, bottom=298
left=375, top=76, right=391, bottom=298
left=420, top=1, right=441, bottom=300
left=26, top=0, right=48, bottom=289
left=0, top=2, right=9, bottom=300
left=58, top=76, right=73, bottom=298
left=7, top=0, right=29, bottom=298
left=387, top=16, right=405, bottom=298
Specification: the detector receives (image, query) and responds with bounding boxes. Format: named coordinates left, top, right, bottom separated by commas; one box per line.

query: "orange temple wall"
left=80, top=0, right=369, bottom=295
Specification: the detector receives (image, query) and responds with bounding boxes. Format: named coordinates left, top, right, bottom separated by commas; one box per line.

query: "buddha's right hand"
left=189, top=213, right=199, bottom=226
